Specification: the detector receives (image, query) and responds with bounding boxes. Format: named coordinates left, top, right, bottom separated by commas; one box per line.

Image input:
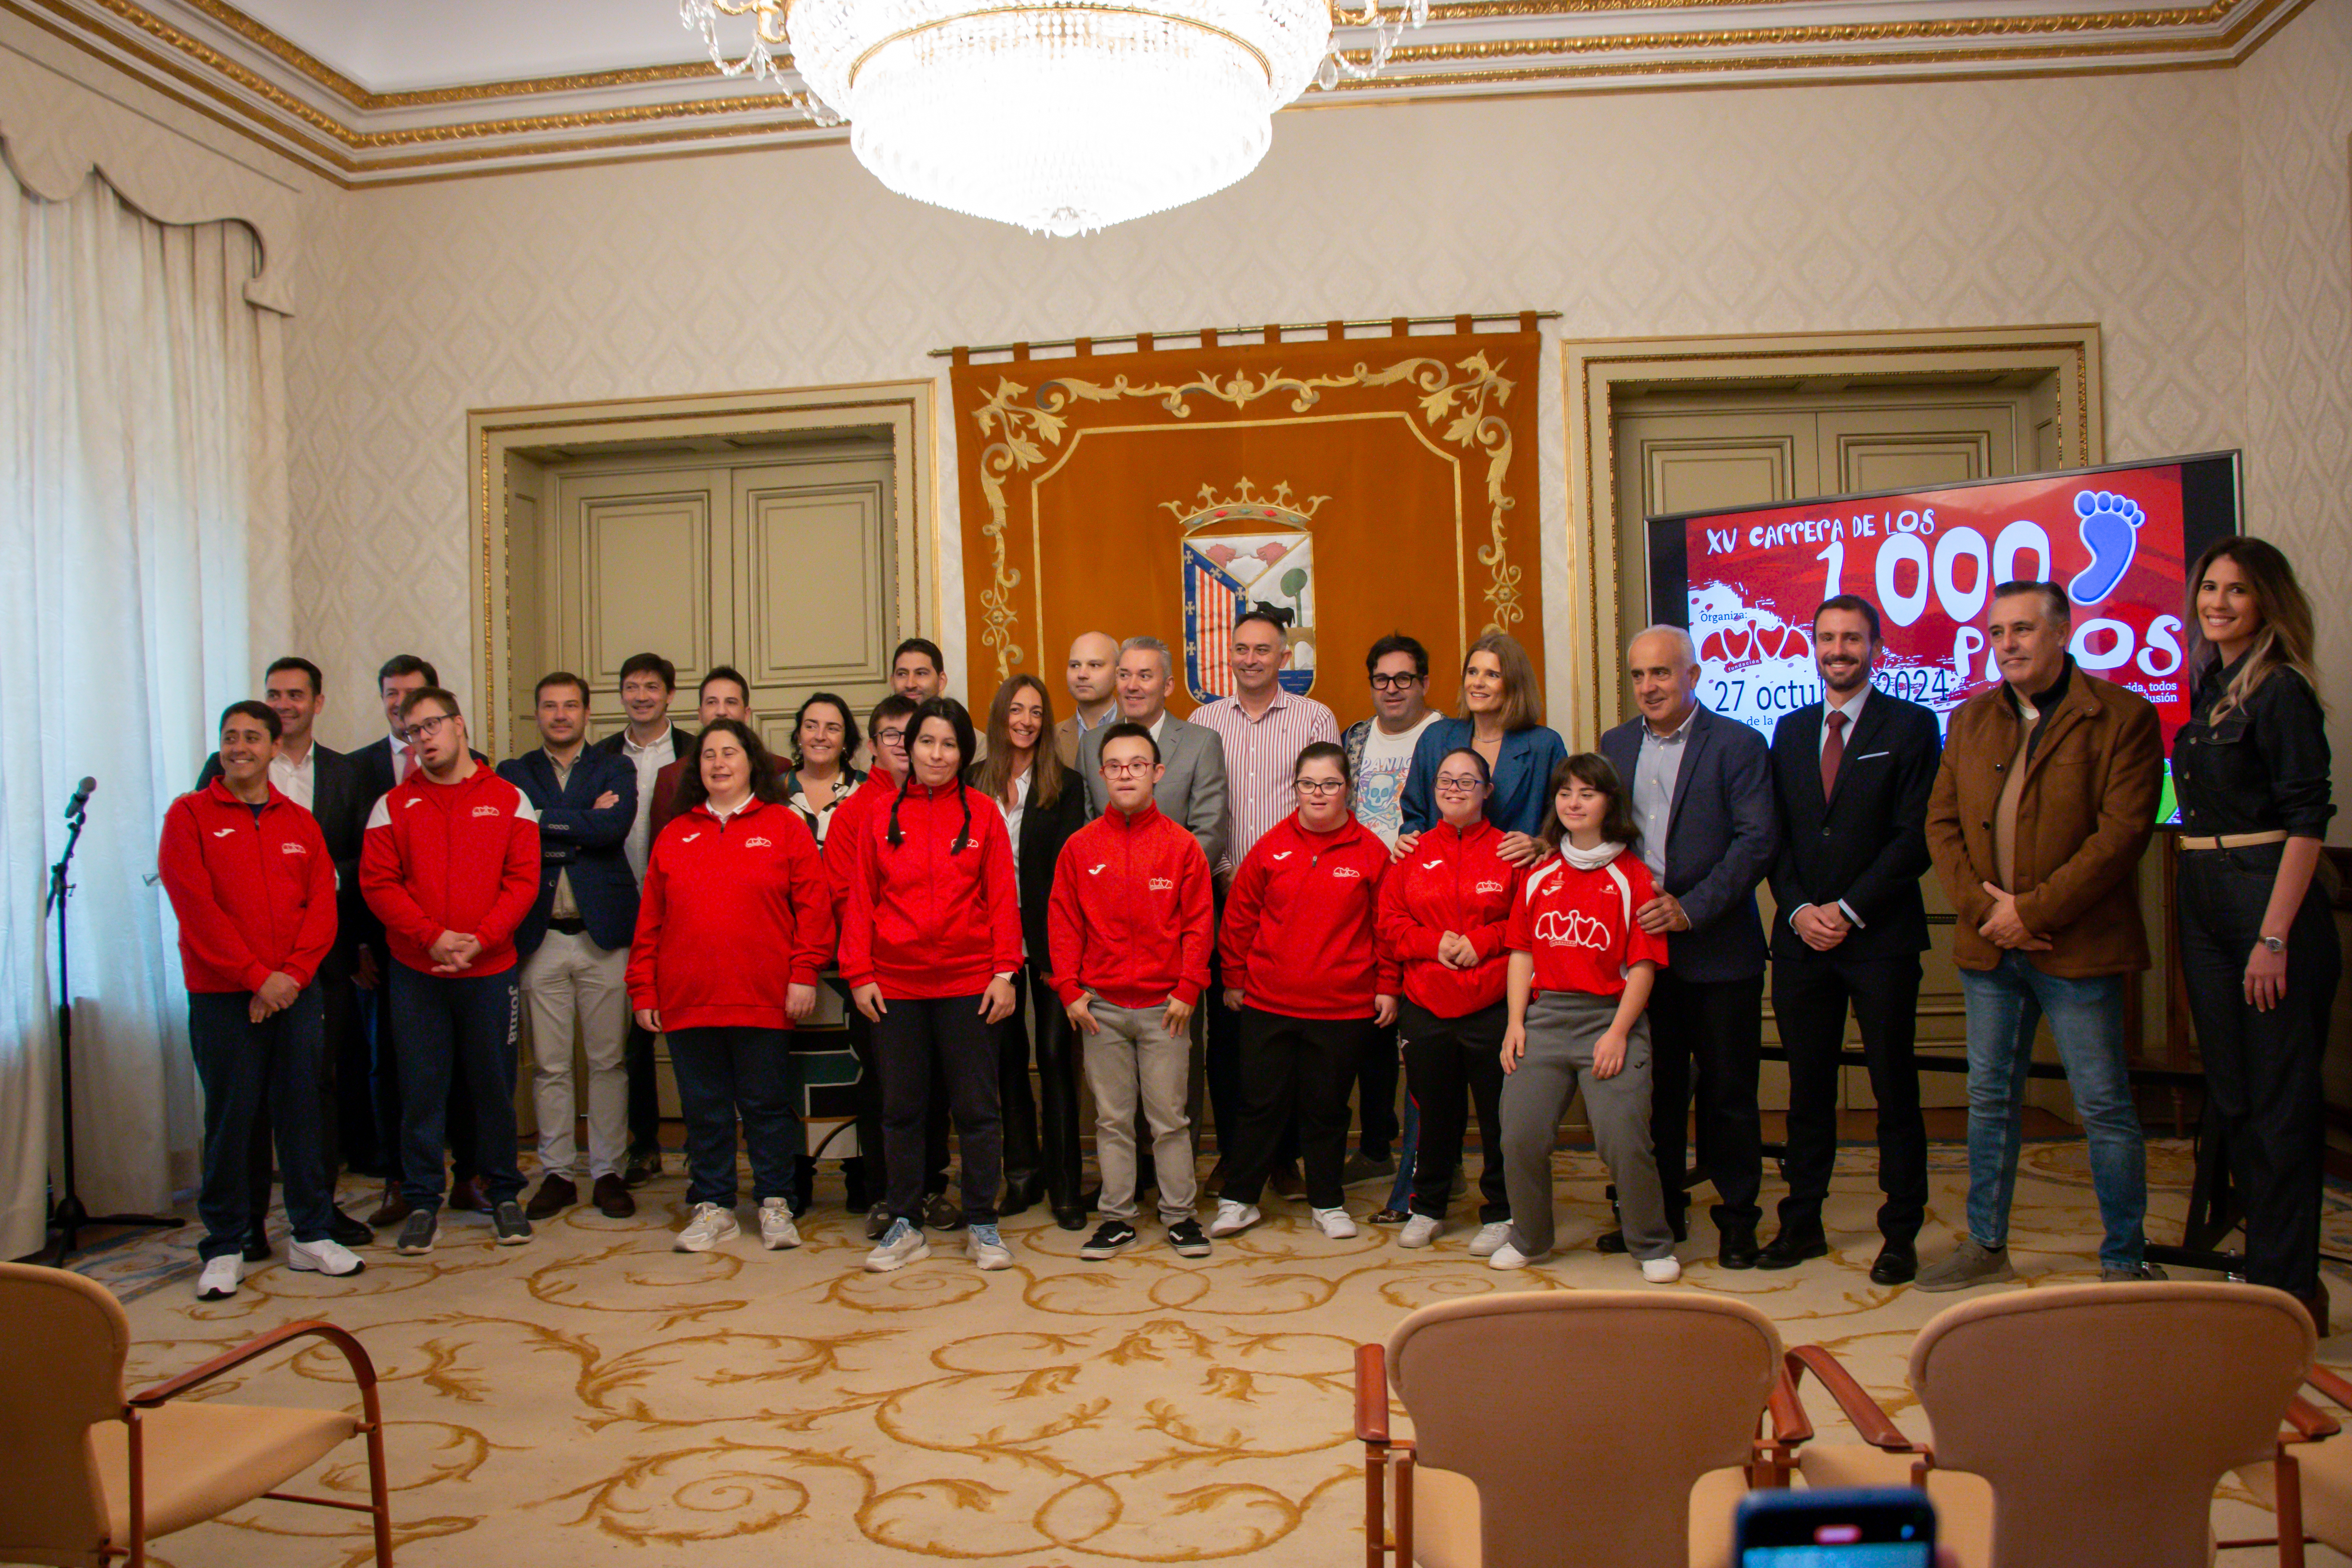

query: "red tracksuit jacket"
left=359, top=764, right=542, bottom=977
left=1375, top=815, right=1519, bottom=1017
left=1046, top=801, right=1213, bottom=1010
left=628, top=798, right=835, bottom=1032
left=1219, top=811, right=1391, bottom=1020
left=1507, top=848, right=1672, bottom=998
left=158, top=781, right=337, bottom=993
left=822, top=772, right=898, bottom=919
left=837, top=780, right=1022, bottom=998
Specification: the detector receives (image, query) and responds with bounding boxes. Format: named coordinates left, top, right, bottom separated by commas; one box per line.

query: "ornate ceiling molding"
left=8, top=0, right=2309, bottom=186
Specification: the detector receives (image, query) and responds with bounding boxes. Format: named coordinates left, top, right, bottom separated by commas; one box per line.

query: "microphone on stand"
left=63, top=776, right=95, bottom=819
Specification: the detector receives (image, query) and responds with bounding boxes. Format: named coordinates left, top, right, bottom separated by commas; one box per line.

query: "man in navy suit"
left=1758, top=597, right=1941, bottom=1284
left=1600, top=626, right=1778, bottom=1268
left=499, top=673, right=640, bottom=1220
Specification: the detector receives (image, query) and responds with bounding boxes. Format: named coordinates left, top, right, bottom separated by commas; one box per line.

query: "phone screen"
left=1743, top=1548, right=1932, bottom=1568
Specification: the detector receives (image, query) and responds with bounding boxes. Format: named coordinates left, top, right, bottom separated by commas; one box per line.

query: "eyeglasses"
left=1369, top=673, right=1423, bottom=691
left=875, top=728, right=906, bottom=748
left=399, top=713, right=454, bottom=744
left=1294, top=778, right=1347, bottom=796
left=1434, top=773, right=1485, bottom=792
left=1102, top=760, right=1155, bottom=778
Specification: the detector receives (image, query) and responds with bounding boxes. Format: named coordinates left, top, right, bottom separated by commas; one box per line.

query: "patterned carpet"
left=67, top=1137, right=2352, bottom=1567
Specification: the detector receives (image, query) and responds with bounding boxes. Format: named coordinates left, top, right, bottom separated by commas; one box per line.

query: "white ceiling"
left=230, top=0, right=712, bottom=91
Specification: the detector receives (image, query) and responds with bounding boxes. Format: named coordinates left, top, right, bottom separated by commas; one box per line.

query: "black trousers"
left=1000, top=965, right=1083, bottom=1210
left=873, top=995, right=1003, bottom=1225
left=1219, top=1009, right=1370, bottom=1210
left=625, top=1015, right=663, bottom=1158
left=1770, top=949, right=1928, bottom=1243
left=192, top=987, right=331, bottom=1259
left=2179, top=842, right=2343, bottom=1295
left=387, top=965, right=524, bottom=1211
left=244, top=964, right=365, bottom=1233
left=1648, top=970, right=1764, bottom=1231
left=1356, top=1018, right=1401, bottom=1161
left=1400, top=1000, right=1507, bottom=1222
left=369, top=951, right=475, bottom=1188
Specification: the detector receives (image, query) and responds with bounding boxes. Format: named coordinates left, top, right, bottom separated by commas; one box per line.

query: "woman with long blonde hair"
left=2172, top=535, right=2339, bottom=1329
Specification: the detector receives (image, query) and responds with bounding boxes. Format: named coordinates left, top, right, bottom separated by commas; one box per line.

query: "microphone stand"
left=43, top=795, right=181, bottom=1264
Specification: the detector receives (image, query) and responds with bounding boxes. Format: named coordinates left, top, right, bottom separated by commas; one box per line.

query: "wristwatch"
left=2262, top=936, right=2288, bottom=954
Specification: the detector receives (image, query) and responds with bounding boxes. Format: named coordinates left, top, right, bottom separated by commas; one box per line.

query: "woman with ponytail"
left=840, top=697, right=1023, bottom=1273
left=2173, top=536, right=2340, bottom=1328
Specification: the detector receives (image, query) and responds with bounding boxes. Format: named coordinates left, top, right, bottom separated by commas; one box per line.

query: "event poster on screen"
left=1676, top=467, right=2193, bottom=750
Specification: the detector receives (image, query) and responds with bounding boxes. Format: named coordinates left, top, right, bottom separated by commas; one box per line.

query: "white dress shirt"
left=620, top=724, right=677, bottom=880
left=1796, top=685, right=1871, bottom=929
left=269, top=743, right=315, bottom=811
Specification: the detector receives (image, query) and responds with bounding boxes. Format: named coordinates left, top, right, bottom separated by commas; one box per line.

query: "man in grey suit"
left=1078, top=637, right=1229, bottom=870
left=1598, top=625, right=1778, bottom=1269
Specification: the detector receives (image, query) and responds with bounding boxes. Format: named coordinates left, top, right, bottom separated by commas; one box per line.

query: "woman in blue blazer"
left=1399, top=631, right=1565, bottom=866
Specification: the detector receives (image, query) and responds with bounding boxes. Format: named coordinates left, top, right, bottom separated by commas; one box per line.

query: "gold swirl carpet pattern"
left=76, top=1138, right=2352, bottom=1567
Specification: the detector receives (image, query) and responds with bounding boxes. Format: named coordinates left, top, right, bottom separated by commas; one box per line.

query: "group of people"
left=160, top=539, right=2337, bottom=1329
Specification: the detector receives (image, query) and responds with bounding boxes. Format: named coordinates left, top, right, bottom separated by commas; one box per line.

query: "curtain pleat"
left=0, top=172, right=286, bottom=1256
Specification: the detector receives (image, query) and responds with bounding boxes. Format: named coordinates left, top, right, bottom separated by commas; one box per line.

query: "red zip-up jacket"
left=1375, top=815, right=1519, bottom=1017
left=360, top=764, right=542, bottom=977
left=628, top=798, right=835, bottom=1031
left=822, top=772, right=898, bottom=919
left=1219, top=811, right=1391, bottom=1020
left=158, top=780, right=337, bottom=993
left=1047, top=801, right=1213, bottom=1010
left=838, top=780, right=1022, bottom=998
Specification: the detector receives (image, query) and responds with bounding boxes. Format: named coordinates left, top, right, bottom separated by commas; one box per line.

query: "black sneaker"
left=492, top=1200, right=533, bottom=1246
left=1167, top=1219, right=1211, bottom=1257
left=396, top=1208, right=438, bottom=1255
left=242, top=1231, right=273, bottom=1263
left=865, top=1202, right=893, bottom=1241
left=1080, top=1220, right=1137, bottom=1259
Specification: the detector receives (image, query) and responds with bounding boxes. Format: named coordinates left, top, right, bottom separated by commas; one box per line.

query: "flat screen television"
left=1645, top=451, right=2242, bottom=825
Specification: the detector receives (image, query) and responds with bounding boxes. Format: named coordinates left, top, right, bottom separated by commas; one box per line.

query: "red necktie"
left=400, top=746, right=420, bottom=784
left=1821, top=709, right=1847, bottom=802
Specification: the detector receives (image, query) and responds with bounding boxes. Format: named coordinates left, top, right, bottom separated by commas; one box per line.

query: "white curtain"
left=0, top=167, right=288, bottom=1259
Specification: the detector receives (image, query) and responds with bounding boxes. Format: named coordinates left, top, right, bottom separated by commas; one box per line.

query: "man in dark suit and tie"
left=499, top=673, right=640, bottom=1221
left=199, top=655, right=376, bottom=1252
left=1600, top=626, right=1778, bottom=1268
left=1757, top=597, right=1941, bottom=1284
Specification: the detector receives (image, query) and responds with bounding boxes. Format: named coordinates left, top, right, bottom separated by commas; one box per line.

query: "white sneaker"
left=288, top=1238, right=366, bottom=1277
left=1488, top=1240, right=1548, bottom=1271
left=1398, top=1214, right=1441, bottom=1248
left=1312, top=1206, right=1358, bottom=1239
left=1467, top=1221, right=1513, bottom=1258
left=196, top=1254, right=242, bottom=1301
left=967, top=1223, right=1014, bottom=1270
left=865, top=1218, right=931, bottom=1272
left=758, top=1197, right=800, bottom=1250
left=1207, top=1199, right=1260, bottom=1238
left=1641, top=1255, right=1684, bottom=1283
left=674, top=1202, right=740, bottom=1253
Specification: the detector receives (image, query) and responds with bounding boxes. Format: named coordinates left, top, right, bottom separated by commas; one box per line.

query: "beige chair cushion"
left=89, top=1401, right=358, bottom=1544
left=2240, top=1445, right=2352, bottom=1558
left=1409, top=1461, right=1755, bottom=1568
left=1798, top=1444, right=1997, bottom=1568
left=1684, top=1466, right=1753, bottom=1568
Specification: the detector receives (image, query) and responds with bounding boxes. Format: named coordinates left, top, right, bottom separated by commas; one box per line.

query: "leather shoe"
left=592, top=1174, right=635, bottom=1218
left=2295, top=1280, right=2332, bottom=1338
left=925, top=1192, right=966, bottom=1231
left=1870, top=1240, right=1919, bottom=1286
left=525, top=1175, right=577, bottom=1220
left=447, top=1176, right=488, bottom=1213
left=1051, top=1205, right=1088, bottom=1232
left=1717, top=1224, right=1761, bottom=1270
left=365, top=1188, right=411, bottom=1228
left=1000, top=1171, right=1043, bottom=1218
left=328, top=1208, right=376, bottom=1248
left=1757, top=1231, right=1830, bottom=1271
left=1269, top=1162, right=1305, bottom=1200
left=622, top=1148, right=662, bottom=1188
left=242, top=1231, right=273, bottom=1263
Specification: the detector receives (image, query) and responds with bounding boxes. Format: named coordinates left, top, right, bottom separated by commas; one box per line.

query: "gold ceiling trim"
left=15, top=0, right=2294, bottom=183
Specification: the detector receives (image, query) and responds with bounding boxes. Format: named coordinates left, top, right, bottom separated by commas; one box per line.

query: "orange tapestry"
left=951, top=320, right=1545, bottom=727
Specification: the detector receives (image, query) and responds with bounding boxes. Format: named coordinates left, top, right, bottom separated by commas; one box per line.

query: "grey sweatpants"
left=1498, top=989, right=1672, bottom=1260
left=1082, top=998, right=1200, bottom=1223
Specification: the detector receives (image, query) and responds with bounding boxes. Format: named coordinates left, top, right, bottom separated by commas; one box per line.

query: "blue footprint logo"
left=2067, top=489, right=2144, bottom=606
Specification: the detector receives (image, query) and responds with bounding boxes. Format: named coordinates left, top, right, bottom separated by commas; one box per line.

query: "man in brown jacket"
left=1919, top=580, right=2164, bottom=1291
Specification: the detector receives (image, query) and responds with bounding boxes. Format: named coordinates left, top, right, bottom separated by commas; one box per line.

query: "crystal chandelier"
left=680, top=0, right=1426, bottom=236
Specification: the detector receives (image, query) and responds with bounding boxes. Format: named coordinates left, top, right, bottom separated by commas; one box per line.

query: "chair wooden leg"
left=126, top=1406, right=146, bottom=1568
left=1395, top=1449, right=1415, bottom=1568
left=1365, top=1444, right=1386, bottom=1568
left=2276, top=1452, right=2305, bottom=1568
left=360, top=1383, right=395, bottom=1566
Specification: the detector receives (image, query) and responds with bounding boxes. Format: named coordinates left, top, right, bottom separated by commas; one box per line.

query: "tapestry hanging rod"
left=934, top=309, right=1559, bottom=362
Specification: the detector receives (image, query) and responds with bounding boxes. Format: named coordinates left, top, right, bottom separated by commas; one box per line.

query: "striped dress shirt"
left=1191, top=690, right=1340, bottom=874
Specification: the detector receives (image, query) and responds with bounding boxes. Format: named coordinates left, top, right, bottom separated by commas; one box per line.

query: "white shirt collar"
left=623, top=724, right=674, bottom=756
left=1826, top=685, right=1869, bottom=727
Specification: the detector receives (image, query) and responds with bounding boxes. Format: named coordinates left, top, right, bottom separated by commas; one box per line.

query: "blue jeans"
left=1960, top=953, right=2147, bottom=1268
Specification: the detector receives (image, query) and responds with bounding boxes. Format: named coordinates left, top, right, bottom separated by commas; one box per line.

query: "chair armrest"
left=129, top=1320, right=379, bottom=1408
left=2307, top=1364, right=2352, bottom=1412
left=1766, top=1360, right=1816, bottom=1448
left=1785, top=1346, right=1919, bottom=1453
left=2283, top=1393, right=2342, bottom=1444
left=1356, top=1343, right=1389, bottom=1443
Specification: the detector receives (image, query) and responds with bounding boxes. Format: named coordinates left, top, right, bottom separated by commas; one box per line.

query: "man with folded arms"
left=1053, top=723, right=1216, bottom=1259
left=162, top=700, right=363, bottom=1299
left=361, top=686, right=543, bottom=1255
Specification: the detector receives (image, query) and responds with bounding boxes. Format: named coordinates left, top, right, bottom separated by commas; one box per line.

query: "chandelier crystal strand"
left=682, top=0, right=1417, bottom=233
